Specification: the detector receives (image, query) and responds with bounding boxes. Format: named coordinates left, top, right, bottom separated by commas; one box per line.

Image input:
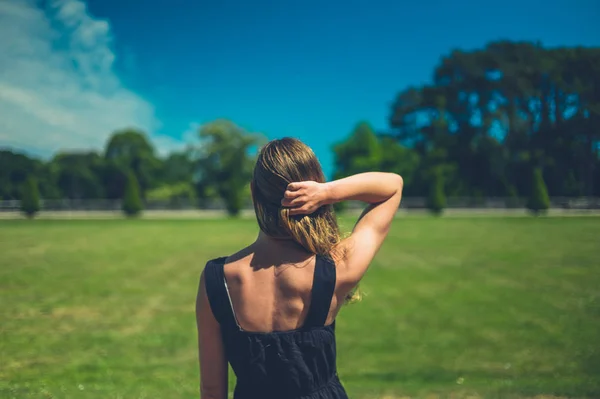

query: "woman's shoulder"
left=205, top=245, right=253, bottom=267
left=205, top=256, right=227, bottom=266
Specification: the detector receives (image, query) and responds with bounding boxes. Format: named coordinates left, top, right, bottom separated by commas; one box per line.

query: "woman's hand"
left=281, top=181, right=330, bottom=215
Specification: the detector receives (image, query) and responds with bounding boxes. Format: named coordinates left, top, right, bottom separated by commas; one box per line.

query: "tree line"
left=2, top=119, right=264, bottom=216
left=3, top=40, right=599, bottom=217
left=333, top=41, right=599, bottom=200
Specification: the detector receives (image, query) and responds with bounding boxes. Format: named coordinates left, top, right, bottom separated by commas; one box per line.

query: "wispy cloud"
left=0, top=0, right=182, bottom=156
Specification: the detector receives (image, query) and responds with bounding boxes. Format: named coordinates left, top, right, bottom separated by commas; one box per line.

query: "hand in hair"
left=281, top=181, right=329, bottom=215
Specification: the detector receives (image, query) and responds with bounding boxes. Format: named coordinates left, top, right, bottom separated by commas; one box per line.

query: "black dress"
left=204, top=254, right=349, bottom=399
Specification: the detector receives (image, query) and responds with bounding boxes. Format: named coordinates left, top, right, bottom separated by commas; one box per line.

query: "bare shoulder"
left=330, top=243, right=358, bottom=290
left=222, top=246, right=254, bottom=279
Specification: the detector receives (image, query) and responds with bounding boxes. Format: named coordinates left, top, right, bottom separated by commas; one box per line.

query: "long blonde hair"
left=252, top=138, right=359, bottom=303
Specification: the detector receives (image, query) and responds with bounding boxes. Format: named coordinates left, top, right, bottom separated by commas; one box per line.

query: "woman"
left=196, top=137, right=403, bottom=399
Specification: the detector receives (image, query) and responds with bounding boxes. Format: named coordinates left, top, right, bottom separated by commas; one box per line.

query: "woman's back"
left=218, top=241, right=342, bottom=333
left=203, top=250, right=346, bottom=399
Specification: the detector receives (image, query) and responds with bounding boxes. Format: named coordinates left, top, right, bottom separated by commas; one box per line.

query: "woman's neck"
left=251, top=231, right=313, bottom=264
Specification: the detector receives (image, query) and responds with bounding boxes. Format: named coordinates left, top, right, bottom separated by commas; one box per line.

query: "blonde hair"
left=252, top=138, right=359, bottom=303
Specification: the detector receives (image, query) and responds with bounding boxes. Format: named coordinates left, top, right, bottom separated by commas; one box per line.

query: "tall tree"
left=122, top=171, right=143, bottom=217
left=52, top=152, right=105, bottom=199
left=20, top=176, right=40, bottom=218
left=332, top=123, right=421, bottom=201
left=105, top=129, right=158, bottom=197
left=332, top=122, right=381, bottom=179
left=389, top=41, right=600, bottom=198
left=194, top=119, right=265, bottom=216
left=158, top=149, right=195, bottom=185
left=527, top=167, right=550, bottom=215
left=0, top=150, right=59, bottom=200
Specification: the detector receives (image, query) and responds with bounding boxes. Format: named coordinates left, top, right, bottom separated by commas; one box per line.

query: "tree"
left=158, top=150, right=195, bottom=185
left=101, top=161, right=129, bottom=200
left=378, top=136, right=421, bottom=194
left=0, top=150, right=59, bottom=200
left=332, top=122, right=381, bottom=178
left=195, top=119, right=265, bottom=216
left=105, top=129, right=158, bottom=198
left=147, top=182, right=197, bottom=207
left=21, top=176, right=40, bottom=218
left=52, top=152, right=105, bottom=199
left=427, top=168, right=446, bottom=215
left=122, top=171, right=143, bottom=217
left=332, top=123, right=422, bottom=212
left=526, top=167, right=550, bottom=215
left=389, top=41, right=600, bottom=199
left=332, top=122, right=383, bottom=212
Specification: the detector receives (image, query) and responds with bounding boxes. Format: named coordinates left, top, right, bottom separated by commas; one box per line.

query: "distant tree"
left=332, top=123, right=422, bottom=212
left=0, top=150, right=59, bottom=200
left=122, top=171, right=143, bottom=217
left=332, top=202, right=347, bottom=214
left=378, top=136, right=420, bottom=188
left=52, top=152, right=105, bottom=199
left=526, top=167, right=550, bottom=215
left=389, top=41, right=600, bottom=198
left=195, top=119, right=265, bottom=216
left=332, top=122, right=381, bottom=178
left=426, top=168, right=446, bottom=215
left=158, top=150, right=195, bottom=185
left=105, top=129, right=158, bottom=197
left=20, top=176, right=40, bottom=218
left=332, top=122, right=382, bottom=213
left=100, top=161, right=129, bottom=200
left=147, top=182, right=197, bottom=207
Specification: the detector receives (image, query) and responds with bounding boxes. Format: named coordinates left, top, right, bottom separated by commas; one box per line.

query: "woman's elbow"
left=391, top=173, right=404, bottom=191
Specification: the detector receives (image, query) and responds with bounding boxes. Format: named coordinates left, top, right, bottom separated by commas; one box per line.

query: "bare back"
left=221, top=242, right=344, bottom=333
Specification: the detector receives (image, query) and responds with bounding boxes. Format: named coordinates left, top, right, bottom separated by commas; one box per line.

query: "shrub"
left=21, top=176, right=40, bottom=218
left=333, top=201, right=347, bottom=214
left=222, top=185, right=244, bottom=217
left=427, top=169, right=446, bottom=215
left=122, top=171, right=143, bottom=217
left=526, top=167, right=550, bottom=215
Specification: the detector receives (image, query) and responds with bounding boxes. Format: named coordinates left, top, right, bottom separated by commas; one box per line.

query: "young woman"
left=196, top=138, right=403, bottom=399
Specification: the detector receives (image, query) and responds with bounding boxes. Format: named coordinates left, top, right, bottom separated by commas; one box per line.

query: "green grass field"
left=1, top=217, right=599, bottom=398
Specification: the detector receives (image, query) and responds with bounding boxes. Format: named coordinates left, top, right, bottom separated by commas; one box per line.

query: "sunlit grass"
left=1, top=217, right=599, bottom=398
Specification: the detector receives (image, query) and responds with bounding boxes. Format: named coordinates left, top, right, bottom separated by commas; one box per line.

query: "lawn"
left=1, top=216, right=599, bottom=398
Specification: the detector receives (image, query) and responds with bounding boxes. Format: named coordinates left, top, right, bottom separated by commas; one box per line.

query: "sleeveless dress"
left=204, top=254, right=349, bottom=399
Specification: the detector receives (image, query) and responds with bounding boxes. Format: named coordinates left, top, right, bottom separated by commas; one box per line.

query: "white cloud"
left=0, top=0, right=182, bottom=156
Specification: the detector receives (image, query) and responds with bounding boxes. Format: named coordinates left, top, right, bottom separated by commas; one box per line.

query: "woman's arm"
left=283, top=172, right=403, bottom=288
left=196, top=271, right=228, bottom=399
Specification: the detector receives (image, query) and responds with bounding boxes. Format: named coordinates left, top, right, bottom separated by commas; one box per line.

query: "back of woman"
left=197, top=138, right=404, bottom=399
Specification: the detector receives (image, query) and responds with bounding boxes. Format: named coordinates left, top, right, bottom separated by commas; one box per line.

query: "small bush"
left=333, top=201, right=347, bottom=214
left=526, top=167, right=550, bottom=215
left=219, top=180, right=249, bottom=217
left=427, top=169, right=446, bottom=215
left=21, top=176, right=40, bottom=218
left=224, top=190, right=243, bottom=217
left=122, top=171, right=143, bottom=217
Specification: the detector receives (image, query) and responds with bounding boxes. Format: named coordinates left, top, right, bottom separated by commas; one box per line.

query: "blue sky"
left=1, top=0, right=599, bottom=177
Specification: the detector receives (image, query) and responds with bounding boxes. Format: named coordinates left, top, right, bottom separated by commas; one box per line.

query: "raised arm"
left=283, top=172, right=403, bottom=288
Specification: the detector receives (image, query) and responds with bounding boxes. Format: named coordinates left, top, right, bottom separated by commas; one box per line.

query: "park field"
left=1, top=216, right=599, bottom=398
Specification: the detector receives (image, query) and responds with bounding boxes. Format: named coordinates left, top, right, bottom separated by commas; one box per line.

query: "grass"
left=1, top=216, right=599, bottom=398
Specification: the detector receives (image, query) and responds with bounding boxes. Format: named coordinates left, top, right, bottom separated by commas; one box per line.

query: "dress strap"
left=303, top=254, right=337, bottom=328
left=203, top=257, right=238, bottom=330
